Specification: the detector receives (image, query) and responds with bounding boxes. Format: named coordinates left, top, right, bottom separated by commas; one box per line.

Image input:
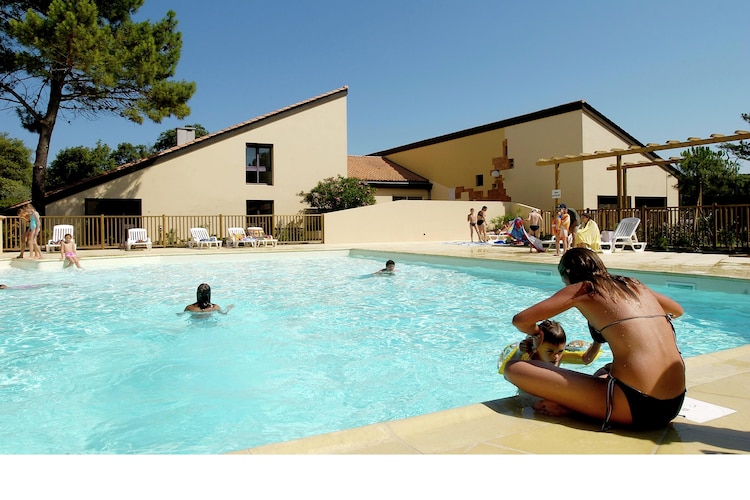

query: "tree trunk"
left=30, top=79, right=63, bottom=216
left=32, top=130, right=51, bottom=216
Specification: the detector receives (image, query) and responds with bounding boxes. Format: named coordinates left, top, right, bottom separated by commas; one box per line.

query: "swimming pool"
left=1, top=250, right=748, bottom=454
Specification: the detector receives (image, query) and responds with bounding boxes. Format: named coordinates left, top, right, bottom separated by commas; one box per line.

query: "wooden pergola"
left=536, top=130, right=750, bottom=209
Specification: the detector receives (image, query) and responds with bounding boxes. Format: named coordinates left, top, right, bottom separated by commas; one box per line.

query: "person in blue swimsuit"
left=504, top=247, right=686, bottom=431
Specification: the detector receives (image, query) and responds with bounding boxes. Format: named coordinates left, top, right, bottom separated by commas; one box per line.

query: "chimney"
left=176, top=127, right=196, bottom=146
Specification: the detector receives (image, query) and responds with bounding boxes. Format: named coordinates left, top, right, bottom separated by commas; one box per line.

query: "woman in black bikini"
left=504, top=247, right=686, bottom=430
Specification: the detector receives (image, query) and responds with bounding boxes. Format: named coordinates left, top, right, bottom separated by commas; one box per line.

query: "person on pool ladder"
left=504, top=247, right=685, bottom=431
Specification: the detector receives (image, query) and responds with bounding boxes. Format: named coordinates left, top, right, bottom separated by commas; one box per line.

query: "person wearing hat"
left=574, top=212, right=602, bottom=252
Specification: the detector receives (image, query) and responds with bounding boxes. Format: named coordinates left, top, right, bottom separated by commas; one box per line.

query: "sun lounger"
left=247, top=227, right=278, bottom=247
left=126, top=228, right=152, bottom=251
left=46, top=224, right=74, bottom=253
left=189, top=227, right=222, bottom=249
left=227, top=227, right=258, bottom=248
left=599, top=217, right=646, bottom=253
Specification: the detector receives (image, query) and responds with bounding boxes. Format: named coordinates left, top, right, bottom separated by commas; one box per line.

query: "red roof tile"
left=347, top=155, right=428, bottom=182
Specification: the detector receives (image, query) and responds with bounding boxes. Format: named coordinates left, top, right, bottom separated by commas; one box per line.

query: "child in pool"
left=60, top=234, right=82, bottom=269
left=518, top=319, right=567, bottom=366
left=374, top=259, right=395, bottom=274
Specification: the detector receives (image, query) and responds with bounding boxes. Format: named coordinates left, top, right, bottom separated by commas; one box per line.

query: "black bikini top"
left=587, top=313, right=675, bottom=344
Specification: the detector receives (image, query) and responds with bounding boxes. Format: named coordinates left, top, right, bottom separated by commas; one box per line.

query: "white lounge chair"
left=189, top=227, right=222, bottom=249
left=599, top=217, right=646, bottom=253
left=247, top=227, right=278, bottom=247
left=46, top=224, right=74, bottom=253
left=227, top=227, right=258, bottom=248
left=126, top=228, right=152, bottom=251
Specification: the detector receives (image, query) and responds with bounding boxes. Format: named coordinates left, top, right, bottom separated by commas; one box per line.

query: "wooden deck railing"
left=538, top=204, right=750, bottom=252
left=1, top=214, right=324, bottom=251
left=2, top=205, right=748, bottom=253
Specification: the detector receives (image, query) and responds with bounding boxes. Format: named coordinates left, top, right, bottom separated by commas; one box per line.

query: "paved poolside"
left=2, top=242, right=749, bottom=455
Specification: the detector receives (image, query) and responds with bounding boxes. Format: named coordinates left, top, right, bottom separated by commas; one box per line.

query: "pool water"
left=0, top=251, right=748, bottom=454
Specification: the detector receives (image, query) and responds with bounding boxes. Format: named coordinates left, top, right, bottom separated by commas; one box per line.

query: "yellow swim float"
left=497, top=339, right=601, bottom=374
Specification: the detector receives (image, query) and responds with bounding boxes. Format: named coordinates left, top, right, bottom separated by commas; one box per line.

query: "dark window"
left=84, top=198, right=142, bottom=247
left=597, top=196, right=618, bottom=209
left=85, top=198, right=141, bottom=216
left=392, top=196, right=424, bottom=201
left=476, top=174, right=484, bottom=187
left=635, top=196, right=666, bottom=208
left=246, top=144, right=272, bottom=184
left=246, top=200, right=273, bottom=216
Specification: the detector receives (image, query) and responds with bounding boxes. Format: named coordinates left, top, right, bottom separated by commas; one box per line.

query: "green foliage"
left=1, top=0, right=196, bottom=211
left=0, top=132, right=33, bottom=208
left=719, top=113, right=750, bottom=161
left=46, top=141, right=116, bottom=190
left=111, top=142, right=151, bottom=165
left=298, top=175, right=376, bottom=213
left=674, top=146, right=739, bottom=205
left=489, top=214, right=516, bottom=232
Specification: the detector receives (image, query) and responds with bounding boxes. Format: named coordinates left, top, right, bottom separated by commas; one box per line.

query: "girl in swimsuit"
left=504, top=247, right=686, bottom=431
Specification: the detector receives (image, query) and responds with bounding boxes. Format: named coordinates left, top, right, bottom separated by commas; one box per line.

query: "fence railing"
left=538, top=204, right=750, bottom=252
left=3, top=205, right=748, bottom=253
left=1, top=214, right=324, bottom=251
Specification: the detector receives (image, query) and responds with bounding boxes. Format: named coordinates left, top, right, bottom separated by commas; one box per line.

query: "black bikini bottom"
left=603, top=376, right=685, bottom=431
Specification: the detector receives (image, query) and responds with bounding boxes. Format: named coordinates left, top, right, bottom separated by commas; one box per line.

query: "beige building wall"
left=323, top=200, right=525, bottom=244
left=372, top=186, right=431, bottom=203
left=381, top=130, right=506, bottom=201
left=503, top=110, right=584, bottom=213
left=581, top=113, right=679, bottom=209
left=376, top=107, right=679, bottom=217
left=46, top=93, right=348, bottom=216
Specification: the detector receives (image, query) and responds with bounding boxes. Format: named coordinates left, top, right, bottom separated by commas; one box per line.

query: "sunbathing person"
left=574, top=212, right=602, bottom=252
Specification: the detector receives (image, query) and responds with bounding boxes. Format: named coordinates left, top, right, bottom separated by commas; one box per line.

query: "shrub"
left=298, top=176, right=376, bottom=213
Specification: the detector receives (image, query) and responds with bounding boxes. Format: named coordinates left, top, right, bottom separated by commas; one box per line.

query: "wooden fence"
left=538, top=204, right=750, bottom=252
left=1, top=213, right=323, bottom=251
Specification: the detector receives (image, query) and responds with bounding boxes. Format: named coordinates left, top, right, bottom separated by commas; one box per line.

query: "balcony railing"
left=1, top=214, right=324, bottom=251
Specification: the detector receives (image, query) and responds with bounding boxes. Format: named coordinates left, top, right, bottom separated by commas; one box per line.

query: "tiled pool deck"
left=3, top=242, right=749, bottom=455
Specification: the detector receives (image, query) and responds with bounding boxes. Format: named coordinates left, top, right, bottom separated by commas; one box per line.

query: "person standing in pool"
left=184, top=283, right=234, bottom=313
left=504, top=247, right=686, bottom=431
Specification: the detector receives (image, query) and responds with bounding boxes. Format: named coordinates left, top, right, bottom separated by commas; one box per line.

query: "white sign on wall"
left=551, top=189, right=561, bottom=198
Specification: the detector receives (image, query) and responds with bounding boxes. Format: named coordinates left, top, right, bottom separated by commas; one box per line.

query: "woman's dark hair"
left=557, top=248, right=640, bottom=302
left=538, top=319, right=566, bottom=345
left=196, top=283, right=212, bottom=309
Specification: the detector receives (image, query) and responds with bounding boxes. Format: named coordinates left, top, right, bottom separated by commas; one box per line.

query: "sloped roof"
left=347, top=155, right=429, bottom=182
left=45, top=86, right=349, bottom=203
left=371, top=100, right=677, bottom=175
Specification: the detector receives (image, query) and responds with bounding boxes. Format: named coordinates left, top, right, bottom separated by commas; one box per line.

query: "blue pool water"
left=0, top=250, right=748, bottom=454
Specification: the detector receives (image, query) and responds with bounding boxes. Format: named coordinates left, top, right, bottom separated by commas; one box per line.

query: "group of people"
left=467, top=206, right=489, bottom=242
left=524, top=204, right=603, bottom=255
left=14, top=204, right=82, bottom=268
left=505, top=247, right=686, bottom=430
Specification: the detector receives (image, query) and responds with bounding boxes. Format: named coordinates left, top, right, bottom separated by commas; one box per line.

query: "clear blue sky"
left=2, top=0, right=749, bottom=171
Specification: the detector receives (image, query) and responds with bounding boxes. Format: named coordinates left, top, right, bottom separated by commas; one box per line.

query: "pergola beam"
left=536, top=130, right=750, bottom=166
left=606, top=157, right=683, bottom=170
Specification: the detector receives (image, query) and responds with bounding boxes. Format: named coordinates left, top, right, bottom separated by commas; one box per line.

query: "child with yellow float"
left=498, top=319, right=601, bottom=374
